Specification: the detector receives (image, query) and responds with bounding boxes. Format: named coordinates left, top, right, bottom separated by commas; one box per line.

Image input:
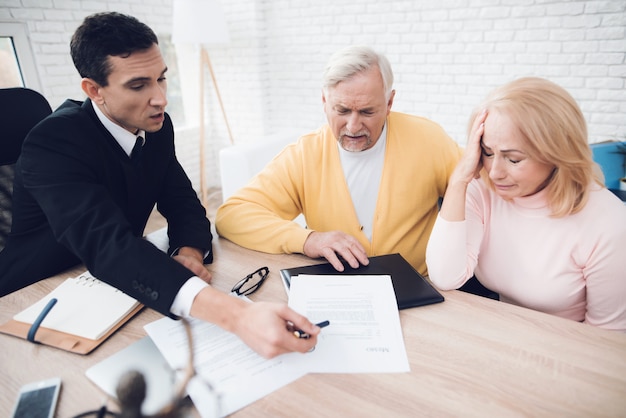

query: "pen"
left=287, top=320, right=330, bottom=339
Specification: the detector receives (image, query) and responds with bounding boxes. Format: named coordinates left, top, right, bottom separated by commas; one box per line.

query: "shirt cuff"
left=170, top=276, right=209, bottom=317
left=170, top=246, right=211, bottom=262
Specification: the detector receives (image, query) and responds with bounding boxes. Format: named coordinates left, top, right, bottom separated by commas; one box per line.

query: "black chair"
left=0, top=87, right=52, bottom=250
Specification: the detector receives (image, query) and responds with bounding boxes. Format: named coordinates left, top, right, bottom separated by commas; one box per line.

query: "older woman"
left=426, top=77, right=626, bottom=331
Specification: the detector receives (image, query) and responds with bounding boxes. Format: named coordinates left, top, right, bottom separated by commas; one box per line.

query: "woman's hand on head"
left=451, top=109, right=487, bottom=186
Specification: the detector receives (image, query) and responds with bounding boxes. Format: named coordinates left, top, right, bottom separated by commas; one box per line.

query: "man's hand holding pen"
left=287, top=320, right=330, bottom=339
left=222, top=300, right=323, bottom=359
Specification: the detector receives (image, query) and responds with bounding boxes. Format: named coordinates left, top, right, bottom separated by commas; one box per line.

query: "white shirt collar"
left=91, top=100, right=145, bottom=156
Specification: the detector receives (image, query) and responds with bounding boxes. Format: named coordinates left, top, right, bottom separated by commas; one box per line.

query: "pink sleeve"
left=425, top=180, right=485, bottom=290
left=582, top=202, right=626, bottom=331
left=426, top=216, right=472, bottom=289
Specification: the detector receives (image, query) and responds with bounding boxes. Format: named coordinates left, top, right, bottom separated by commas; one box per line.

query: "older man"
left=216, top=45, right=462, bottom=274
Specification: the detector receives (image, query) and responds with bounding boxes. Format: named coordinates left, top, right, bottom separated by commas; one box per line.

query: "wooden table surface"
left=2, top=221, right=625, bottom=417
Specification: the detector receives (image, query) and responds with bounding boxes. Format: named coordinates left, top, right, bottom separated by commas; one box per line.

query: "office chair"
left=0, top=87, right=52, bottom=250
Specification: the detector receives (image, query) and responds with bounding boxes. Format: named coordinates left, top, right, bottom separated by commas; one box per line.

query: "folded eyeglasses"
left=231, top=266, right=269, bottom=296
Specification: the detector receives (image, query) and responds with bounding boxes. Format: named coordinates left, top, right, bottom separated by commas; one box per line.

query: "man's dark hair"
left=70, top=12, right=158, bottom=87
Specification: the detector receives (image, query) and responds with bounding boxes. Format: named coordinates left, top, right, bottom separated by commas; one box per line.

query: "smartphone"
left=11, top=377, right=61, bottom=418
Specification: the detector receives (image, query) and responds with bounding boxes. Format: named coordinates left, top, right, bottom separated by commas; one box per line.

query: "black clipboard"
left=280, top=253, right=444, bottom=310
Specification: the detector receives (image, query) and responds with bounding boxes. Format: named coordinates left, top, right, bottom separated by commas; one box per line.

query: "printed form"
left=283, top=274, right=410, bottom=373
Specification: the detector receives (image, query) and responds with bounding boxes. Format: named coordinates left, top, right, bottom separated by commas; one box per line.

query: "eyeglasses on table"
left=231, top=266, right=269, bottom=296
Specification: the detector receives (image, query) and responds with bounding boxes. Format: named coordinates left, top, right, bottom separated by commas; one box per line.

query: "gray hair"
left=322, top=45, right=394, bottom=99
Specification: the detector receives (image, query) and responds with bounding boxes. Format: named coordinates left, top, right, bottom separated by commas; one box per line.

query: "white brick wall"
left=1, top=0, right=625, bottom=192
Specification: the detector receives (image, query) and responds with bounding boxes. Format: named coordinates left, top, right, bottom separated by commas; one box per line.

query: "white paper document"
left=284, top=274, right=410, bottom=373
left=144, top=316, right=307, bottom=418
left=144, top=274, right=409, bottom=415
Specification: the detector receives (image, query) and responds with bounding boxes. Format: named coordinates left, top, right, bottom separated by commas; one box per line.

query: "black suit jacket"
left=0, top=99, right=212, bottom=316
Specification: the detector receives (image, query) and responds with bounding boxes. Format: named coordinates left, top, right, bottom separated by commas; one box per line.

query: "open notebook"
left=281, top=253, right=444, bottom=310
left=0, top=272, right=143, bottom=354
left=12, top=271, right=140, bottom=341
left=0, top=227, right=169, bottom=354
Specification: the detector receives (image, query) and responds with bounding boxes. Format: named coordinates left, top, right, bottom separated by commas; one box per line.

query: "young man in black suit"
left=0, top=12, right=319, bottom=357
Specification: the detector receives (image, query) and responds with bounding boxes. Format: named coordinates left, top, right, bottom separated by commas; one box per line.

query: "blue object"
left=27, top=298, right=58, bottom=343
left=590, top=141, right=626, bottom=189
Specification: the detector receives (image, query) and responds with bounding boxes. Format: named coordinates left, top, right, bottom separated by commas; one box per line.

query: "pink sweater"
left=426, top=179, right=626, bottom=331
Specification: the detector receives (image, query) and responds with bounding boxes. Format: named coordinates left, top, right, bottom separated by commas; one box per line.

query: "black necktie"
left=131, top=136, right=143, bottom=167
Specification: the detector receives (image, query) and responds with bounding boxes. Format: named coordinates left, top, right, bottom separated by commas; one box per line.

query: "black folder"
left=280, top=253, right=444, bottom=310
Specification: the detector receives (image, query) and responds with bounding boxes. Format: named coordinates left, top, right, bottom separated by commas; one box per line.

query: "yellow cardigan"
left=216, top=112, right=461, bottom=275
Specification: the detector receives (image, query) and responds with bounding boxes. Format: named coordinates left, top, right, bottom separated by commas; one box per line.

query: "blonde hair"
left=469, top=77, right=604, bottom=217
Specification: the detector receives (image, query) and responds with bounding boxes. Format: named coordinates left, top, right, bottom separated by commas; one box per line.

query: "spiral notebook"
left=0, top=227, right=169, bottom=354
left=0, top=271, right=143, bottom=354
left=12, top=271, right=140, bottom=341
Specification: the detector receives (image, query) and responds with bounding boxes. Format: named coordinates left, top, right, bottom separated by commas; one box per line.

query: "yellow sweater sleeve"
left=215, top=126, right=350, bottom=254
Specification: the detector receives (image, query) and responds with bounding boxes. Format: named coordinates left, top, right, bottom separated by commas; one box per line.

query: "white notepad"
left=13, top=271, right=140, bottom=341
left=11, top=227, right=168, bottom=342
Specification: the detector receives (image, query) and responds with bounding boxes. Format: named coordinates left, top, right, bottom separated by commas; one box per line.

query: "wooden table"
left=2, top=225, right=626, bottom=417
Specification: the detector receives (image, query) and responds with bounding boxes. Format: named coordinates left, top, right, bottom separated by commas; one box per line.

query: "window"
left=0, top=22, right=41, bottom=90
left=0, top=36, right=22, bottom=87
